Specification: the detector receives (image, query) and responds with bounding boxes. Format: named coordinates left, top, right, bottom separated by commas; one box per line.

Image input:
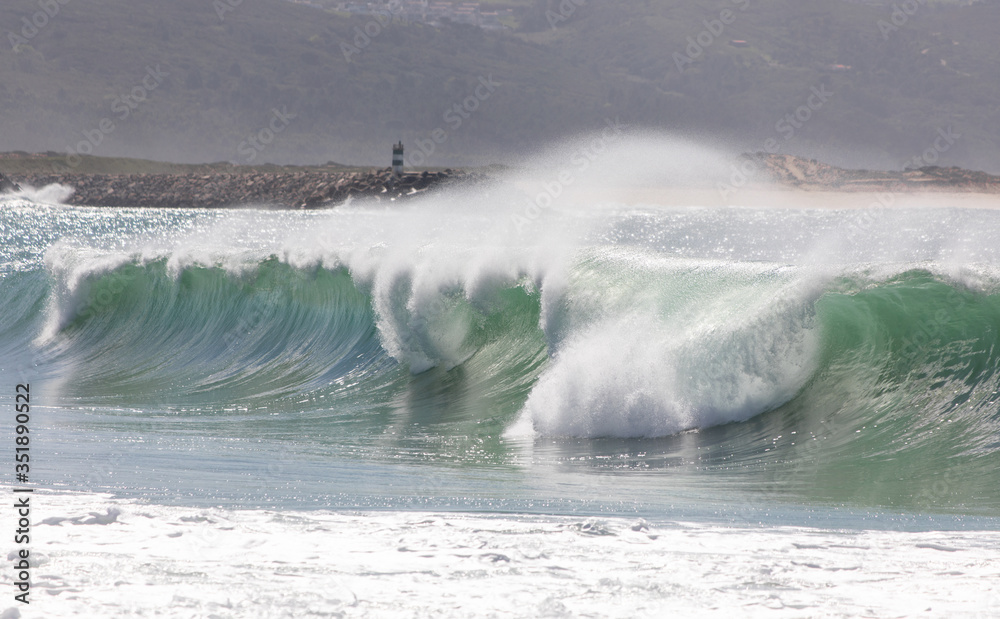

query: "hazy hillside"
left=2, top=0, right=999, bottom=170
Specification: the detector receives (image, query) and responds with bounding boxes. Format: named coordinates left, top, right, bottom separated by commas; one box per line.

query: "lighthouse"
left=392, top=142, right=404, bottom=175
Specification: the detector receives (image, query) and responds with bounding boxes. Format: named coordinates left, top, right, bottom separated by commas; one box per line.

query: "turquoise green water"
left=2, top=196, right=1000, bottom=522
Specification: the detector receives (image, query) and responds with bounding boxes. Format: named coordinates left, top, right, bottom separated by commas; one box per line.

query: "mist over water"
left=3, top=135, right=1000, bottom=515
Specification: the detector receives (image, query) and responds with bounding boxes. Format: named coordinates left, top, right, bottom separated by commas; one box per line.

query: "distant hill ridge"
left=2, top=0, right=1000, bottom=171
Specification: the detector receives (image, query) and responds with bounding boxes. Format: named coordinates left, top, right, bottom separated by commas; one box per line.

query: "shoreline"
left=4, top=151, right=1000, bottom=209
left=745, top=152, right=1000, bottom=194
left=10, top=487, right=1000, bottom=618
left=557, top=186, right=1000, bottom=210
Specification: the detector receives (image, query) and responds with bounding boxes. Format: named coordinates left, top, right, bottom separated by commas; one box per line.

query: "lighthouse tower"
left=392, top=142, right=404, bottom=175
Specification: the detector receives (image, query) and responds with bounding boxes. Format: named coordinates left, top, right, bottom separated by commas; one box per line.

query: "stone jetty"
left=5, top=168, right=475, bottom=208
left=0, top=172, right=20, bottom=193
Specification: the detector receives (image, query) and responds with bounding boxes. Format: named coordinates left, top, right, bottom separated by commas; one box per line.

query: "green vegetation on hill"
left=1, top=0, right=999, bottom=171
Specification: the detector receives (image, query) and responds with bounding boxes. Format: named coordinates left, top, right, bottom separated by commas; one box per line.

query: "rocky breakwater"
left=8, top=168, right=474, bottom=208
left=0, top=173, right=20, bottom=193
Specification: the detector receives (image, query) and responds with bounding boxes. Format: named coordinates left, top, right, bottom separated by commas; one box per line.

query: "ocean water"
left=2, top=141, right=1000, bottom=617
